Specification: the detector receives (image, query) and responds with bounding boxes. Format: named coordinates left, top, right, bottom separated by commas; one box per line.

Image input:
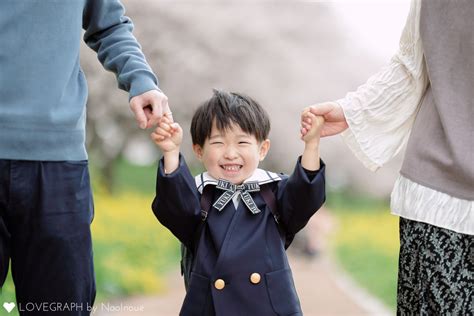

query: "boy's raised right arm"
left=151, top=116, right=202, bottom=248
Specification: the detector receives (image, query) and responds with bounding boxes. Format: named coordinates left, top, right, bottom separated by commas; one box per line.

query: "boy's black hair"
left=190, top=89, right=271, bottom=146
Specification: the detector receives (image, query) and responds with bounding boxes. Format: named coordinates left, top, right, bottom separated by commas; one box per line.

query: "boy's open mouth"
left=220, top=164, right=242, bottom=171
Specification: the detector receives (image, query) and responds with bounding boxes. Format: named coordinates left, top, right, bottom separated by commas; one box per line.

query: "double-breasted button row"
left=214, top=273, right=261, bottom=290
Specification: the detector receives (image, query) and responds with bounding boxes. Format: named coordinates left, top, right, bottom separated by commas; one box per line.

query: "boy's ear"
left=193, top=144, right=204, bottom=161
left=259, top=139, right=271, bottom=161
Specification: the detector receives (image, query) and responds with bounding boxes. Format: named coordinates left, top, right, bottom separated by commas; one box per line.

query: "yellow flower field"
left=331, top=206, right=400, bottom=309
left=91, top=189, right=180, bottom=300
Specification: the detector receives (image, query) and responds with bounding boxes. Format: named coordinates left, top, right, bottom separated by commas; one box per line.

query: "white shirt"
left=337, top=0, right=473, bottom=235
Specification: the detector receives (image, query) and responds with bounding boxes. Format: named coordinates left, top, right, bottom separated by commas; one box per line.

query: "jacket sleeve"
left=82, top=0, right=159, bottom=98
left=276, top=157, right=326, bottom=236
left=152, top=155, right=202, bottom=248
left=338, top=0, right=428, bottom=171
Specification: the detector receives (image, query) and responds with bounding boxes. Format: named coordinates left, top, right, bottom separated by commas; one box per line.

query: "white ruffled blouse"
left=337, top=0, right=473, bottom=235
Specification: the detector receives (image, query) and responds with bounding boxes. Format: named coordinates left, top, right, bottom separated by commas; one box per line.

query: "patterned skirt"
left=397, top=218, right=474, bottom=315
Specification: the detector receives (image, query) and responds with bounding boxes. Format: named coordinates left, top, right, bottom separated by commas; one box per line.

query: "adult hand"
left=130, top=90, right=170, bottom=129
left=301, top=102, right=348, bottom=137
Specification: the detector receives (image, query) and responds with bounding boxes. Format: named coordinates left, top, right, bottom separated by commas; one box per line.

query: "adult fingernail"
left=140, top=122, right=147, bottom=129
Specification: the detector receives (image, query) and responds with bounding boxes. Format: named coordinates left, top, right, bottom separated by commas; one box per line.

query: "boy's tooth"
left=224, top=165, right=240, bottom=171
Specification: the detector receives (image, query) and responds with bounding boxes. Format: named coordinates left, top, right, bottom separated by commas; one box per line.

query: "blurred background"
left=1, top=0, right=411, bottom=315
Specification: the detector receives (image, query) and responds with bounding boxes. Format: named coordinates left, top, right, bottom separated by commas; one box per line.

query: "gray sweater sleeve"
left=82, top=0, right=159, bottom=98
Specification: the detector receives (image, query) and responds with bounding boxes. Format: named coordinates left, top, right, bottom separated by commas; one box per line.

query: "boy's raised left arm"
left=300, top=110, right=325, bottom=171
left=274, top=112, right=326, bottom=236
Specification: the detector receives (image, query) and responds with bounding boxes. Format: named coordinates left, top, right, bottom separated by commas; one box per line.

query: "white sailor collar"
left=195, top=168, right=283, bottom=194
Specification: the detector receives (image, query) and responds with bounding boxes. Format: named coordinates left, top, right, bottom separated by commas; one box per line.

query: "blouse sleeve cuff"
left=340, top=129, right=381, bottom=172
left=336, top=98, right=381, bottom=172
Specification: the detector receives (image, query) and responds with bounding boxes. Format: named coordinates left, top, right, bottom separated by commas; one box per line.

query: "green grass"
left=0, top=274, right=16, bottom=316
left=93, top=157, right=203, bottom=195
left=327, top=191, right=399, bottom=310
left=111, top=158, right=158, bottom=195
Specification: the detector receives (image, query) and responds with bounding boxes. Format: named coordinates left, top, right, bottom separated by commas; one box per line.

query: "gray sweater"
left=0, top=0, right=158, bottom=161
left=400, top=0, right=474, bottom=200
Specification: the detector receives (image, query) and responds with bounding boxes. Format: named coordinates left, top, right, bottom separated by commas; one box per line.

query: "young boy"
left=151, top=90, right=325, bottom=316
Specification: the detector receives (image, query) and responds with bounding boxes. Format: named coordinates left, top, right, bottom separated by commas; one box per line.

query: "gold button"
left=250, top=273, right=261, bottom=284
left=214, top=279, right=225, bottom=290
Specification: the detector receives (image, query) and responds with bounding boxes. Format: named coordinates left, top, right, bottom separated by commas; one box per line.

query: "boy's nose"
left=223, top=146, right=239, bottom=159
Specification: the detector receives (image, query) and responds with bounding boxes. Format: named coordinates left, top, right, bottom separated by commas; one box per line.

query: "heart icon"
left=3, top=302, right=15, bottom=313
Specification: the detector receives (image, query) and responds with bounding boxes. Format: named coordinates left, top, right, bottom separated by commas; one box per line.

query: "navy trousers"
left=0, top=160, right=95, bottom=315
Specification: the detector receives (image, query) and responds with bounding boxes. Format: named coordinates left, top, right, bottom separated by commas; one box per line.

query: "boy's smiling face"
left=193, top=121, right=270, bottom=184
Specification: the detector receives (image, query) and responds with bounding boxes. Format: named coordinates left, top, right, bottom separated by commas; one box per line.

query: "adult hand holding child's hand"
left=300, top=110, right=325, bottom=144
left=301, top=102, right=348, bottom=138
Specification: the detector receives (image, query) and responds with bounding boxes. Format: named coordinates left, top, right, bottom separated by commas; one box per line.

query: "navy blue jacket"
left=152, top=155, right=326, bottom=316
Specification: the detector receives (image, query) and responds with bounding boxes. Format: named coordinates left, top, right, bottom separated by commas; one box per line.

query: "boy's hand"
left=303, top=102, right=348, bottom=137
left=300, top=110, right=325, bottom=145
left=151, top=114, right=183, bottom=153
